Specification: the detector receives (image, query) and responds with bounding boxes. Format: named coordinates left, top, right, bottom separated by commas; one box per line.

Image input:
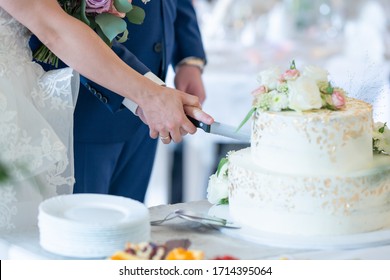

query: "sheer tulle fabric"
left=0, top=8, right=79, bottom=231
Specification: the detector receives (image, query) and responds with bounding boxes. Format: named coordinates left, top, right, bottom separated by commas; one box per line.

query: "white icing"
left=228, top=148, right=390, bottom=235
left=251, top=98, right=373, bottom=175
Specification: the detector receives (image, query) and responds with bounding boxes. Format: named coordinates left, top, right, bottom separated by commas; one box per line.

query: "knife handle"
left=187, top=115, right=211, bottom=133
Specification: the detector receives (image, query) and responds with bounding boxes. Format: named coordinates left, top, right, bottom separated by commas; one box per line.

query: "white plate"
left=39, top=193, right=148, bottom=226
left=38, top=194, right=150, bottom=258
left=209, top=205, right=390, bottom=250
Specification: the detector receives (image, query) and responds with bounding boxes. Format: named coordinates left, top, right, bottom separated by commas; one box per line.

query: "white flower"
left=287, top=76, right=322, bottom=111
left=302, top=65, right=329, bottom=84
left=253, top=92, right=273, bottom=111
left=373, top=122, right=390, bottom=154
left=257, top=67, right=281, bottom=90
left=269, top=91, right=289, bottom=111
left=207, top=173, right=229, bottom=205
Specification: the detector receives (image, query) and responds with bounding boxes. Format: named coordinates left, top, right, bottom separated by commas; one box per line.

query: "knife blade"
left=187, top=116, right=250, bottom=142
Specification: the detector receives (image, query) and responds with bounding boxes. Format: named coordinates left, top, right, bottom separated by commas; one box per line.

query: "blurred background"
left=145, top=0, right=390, bottom=207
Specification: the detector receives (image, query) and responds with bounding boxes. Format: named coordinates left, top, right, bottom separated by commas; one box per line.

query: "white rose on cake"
left=287, top=76, right=323, bottom=111
left=302, top=65, right=329, bottom=83
left=207, top=174, right=229, bottom=205
left=257, top=67, right=281, bottom=90
left=207, top=157, right=230, bottom=205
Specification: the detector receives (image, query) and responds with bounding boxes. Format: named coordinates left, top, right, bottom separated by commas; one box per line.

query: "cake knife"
left=187, top=116, right=250, bottom=142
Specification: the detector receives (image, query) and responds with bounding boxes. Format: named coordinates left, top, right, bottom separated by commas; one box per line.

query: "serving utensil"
left=150, top=209, right=240, bottom=229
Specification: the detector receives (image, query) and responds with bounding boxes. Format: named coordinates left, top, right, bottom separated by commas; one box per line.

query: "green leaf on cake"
left=216, top=157, right=228, bottom=177
left=326, top=83, right=334, bottom=94
left=290, top=59, right=296, bottom=69
left=218, top=197, right=229, bottom=205
left=236, top=107, right=256, bottom=132
left=379, top=123, right=387, bottom=133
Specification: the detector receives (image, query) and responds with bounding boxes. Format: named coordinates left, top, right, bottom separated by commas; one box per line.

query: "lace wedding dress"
left=0, top=8, right=79, bottom=232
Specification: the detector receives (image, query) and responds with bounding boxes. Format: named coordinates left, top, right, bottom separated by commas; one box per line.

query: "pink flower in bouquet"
left=251, top=85, right=268, bottom=96
left=331, top=90, right=346, bottom=109
left=86, top=0, right=132, bottom=17
left=86, top=0, right=112, bottom=13
left=281, top=69, right=300, bottom=81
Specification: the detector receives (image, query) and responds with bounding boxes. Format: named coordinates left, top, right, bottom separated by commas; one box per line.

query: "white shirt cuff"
left=122, top=71, right=165, bottom=115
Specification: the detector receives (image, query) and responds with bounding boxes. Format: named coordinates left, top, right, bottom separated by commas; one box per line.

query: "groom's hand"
left=136, top=105, right=214, bottom=139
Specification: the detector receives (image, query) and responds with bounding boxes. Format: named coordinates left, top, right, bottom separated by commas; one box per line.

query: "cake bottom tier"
left=228, top=148, right=390, bottom=236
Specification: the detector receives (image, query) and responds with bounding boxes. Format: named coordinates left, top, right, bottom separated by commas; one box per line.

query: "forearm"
left=1, top=0, right=157, bottom=107
left=0, top=0, right=214, bottom=142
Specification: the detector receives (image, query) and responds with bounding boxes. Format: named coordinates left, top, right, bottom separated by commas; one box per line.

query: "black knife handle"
left=187, top=115, right=211, bottom=133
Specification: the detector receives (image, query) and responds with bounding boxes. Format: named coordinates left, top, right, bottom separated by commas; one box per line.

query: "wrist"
left=176, top=57, right=205, bottom=73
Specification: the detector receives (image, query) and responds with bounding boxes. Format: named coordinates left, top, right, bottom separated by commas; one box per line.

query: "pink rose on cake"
left=251, top=85, right=268, bottom=96
left=331, top=89, right=346, bottom=109
left=281, top=68, right=300, bottom=81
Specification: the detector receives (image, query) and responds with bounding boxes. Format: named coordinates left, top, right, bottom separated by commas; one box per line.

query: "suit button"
left=101, top=97, right=108, bottom=104
left=95, top=92, right=102, bottom=99
left=153, top=42, right=162, bottom=53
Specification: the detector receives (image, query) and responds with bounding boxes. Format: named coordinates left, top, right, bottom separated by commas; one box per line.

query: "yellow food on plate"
left=165, top=248, right=204, bottom=260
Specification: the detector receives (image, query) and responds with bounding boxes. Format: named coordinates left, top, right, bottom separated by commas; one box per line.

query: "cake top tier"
left=251, top=97, right=373, bottom=175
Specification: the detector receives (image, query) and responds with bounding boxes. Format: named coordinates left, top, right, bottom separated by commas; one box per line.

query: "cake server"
left=150, top=209, right=241, bottom=229
left=187, top=116, right=250, bottom=142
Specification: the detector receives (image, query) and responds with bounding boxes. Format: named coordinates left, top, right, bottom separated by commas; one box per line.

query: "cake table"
left=1, top=200, right=390, bottom=260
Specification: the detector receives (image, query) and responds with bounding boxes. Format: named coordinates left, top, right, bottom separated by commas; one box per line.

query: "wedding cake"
left=208, top=62, right=390, bottom=236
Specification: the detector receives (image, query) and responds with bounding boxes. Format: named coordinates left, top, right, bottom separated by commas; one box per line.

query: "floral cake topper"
left=238, top=60, right=347, bottom=130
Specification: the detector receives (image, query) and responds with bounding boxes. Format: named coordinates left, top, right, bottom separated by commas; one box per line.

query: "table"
left=2, top=200, right=390, bottom=260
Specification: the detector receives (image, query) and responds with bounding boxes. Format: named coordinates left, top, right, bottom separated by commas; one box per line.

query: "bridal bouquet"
left=34, top=0, right=150, bottom=67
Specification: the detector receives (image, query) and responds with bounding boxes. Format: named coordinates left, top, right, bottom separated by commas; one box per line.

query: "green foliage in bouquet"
left=33, top=0, right=149, bottom=67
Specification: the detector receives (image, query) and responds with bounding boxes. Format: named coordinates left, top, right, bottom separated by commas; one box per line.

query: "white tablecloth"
left=2, top=200, right=390, bottom=260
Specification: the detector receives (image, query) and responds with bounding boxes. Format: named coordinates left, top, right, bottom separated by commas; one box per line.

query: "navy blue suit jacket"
left=76, top=0, right=206, bottom=142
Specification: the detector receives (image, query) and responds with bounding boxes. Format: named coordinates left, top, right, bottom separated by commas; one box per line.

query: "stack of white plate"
left=38, top=193, right=150, bottom=258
